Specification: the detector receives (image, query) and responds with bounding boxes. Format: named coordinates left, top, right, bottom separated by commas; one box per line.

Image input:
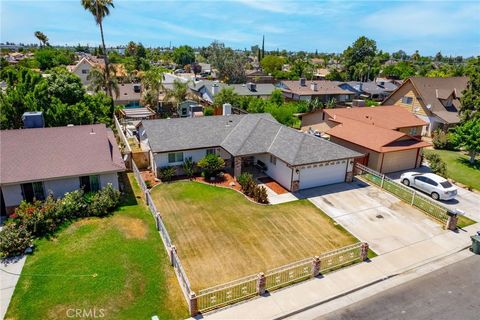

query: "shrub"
left=0, top=223, right=33, bottom=258
left=182, top=158, right=196, bottom=179
left=145, top=180, right=152, bottom=189
left=237, top=172, right=253, bottom=189
left=13, top=197, right=60, bottom=237
left=159, top=166, right=176, bottom=182
left=197, top=154, right=225, bottom=179
left=425, top=153, right=447, bottom=177
left=204, top=107, right=214, bottom=116
left=432, top=129, right=457, bottom=150
left=58, top=189, right=87, bottom=218
left=253, top=186, right=269, bottom=204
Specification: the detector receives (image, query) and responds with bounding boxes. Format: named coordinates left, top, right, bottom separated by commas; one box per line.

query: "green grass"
left=6, top=174, right=188, bottom=320
left=424, top=149, right=480, bottom=191
left=150, top=181, right=360, bottom=290
left=458, top=215, right=477, bottom=229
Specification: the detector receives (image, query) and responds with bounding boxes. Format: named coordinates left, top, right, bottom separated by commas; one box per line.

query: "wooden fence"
left=354, top=163, right=450, bottom=224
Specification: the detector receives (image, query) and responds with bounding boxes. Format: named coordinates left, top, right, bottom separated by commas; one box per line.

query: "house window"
left=168, top=152, right=184, bottom=163
left=81, top=69, right=89, bottom=74
left=270, top=155, right=277, bottom=165
left=80, top=175, right=100, bottom=192
left=401, top=96, right=413, bottom=104
left=21, top=182, right=45, bottom=202
left=206, top=148, right=216, bottom=155
left=409, top=127, right=417, bottom=135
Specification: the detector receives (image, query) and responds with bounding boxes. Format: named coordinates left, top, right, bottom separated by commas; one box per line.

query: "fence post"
left=169, top=245, right=176, bottom=266
left=446, top=214, right=458, bottom=231
left=257, top=272, right=266, bottom=295
left=360, top=243, right=369, bottom=261
left=380, top=174, right=385, bottom=188
left=189, top=292, right=198, bottom=316
left=311, top=256, right=321, bottom=277
left=411, top=190, right=416, bottom=205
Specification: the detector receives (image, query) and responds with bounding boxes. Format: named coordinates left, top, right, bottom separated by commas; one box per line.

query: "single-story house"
left=139, top=114, right=362, bottom=192
left=279, top=79, right=354, bottom=104
left=300, top=106, right=430, bottom=173
left=381, top=77, right=468, bottom=136
left=0, top=124, right=125, bottom=214
left=189, top=80, right=276, bottom=104
left=340, top=81, right=398, bottom=101
left=246, top=69, right=275, bottom=83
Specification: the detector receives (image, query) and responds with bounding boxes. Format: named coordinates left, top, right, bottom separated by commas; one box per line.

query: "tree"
left=460, top=57, right=480, bottom=121
left=424, top=153, right=447, bottom=176
left=35, top=47, right=75, bottom=70
left=87, top=65, right=120, bottom=98
left=172, top=45, right=195, bottom=67
left=206, top=41, right=246, bottom=84
left=164, top=80, right=189, bottom=108
left=213, top=87, right=240, bottom=108
left=453, top=119, right=480, bottom=164
left=191, top=62, right=202, bottom=79
left=270, top=89, right=284, bottom=106
left=140, top=67, right=163, bottom=108
left=34, top=31, right=49, bottom=47
left=182, top=158, right=196, bottom=179
left=342, top=36, right=377, bottom=80
left=411, top=50, right=421, bottom=61
left=392, top=50, right=407, bottom=61
left=434, top=51, right=443, bottom=62
left=81, top=0, right=115, bottom=98
left=260, top=55, right=285, bottom=74
left=197, top=154, right=225, bottom=179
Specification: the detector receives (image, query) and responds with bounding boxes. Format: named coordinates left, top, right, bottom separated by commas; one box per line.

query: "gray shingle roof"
left=142, top=114, right=361, bottom=166
left=192, top=80, right=276, bottom=96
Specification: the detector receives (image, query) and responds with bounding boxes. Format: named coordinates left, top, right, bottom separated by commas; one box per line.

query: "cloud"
left=234, top=0, right=353, bottom=16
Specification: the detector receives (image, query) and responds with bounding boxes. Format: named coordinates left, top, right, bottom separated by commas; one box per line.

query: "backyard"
left=150, top=181, right=359, bottom=291
left=424, top=149, right=480, bottom=191
left=6, top=174, right=188, bottom=320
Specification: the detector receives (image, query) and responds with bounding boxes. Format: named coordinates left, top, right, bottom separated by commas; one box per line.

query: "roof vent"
left=299, top=78, right=306, bottom=86
left=90, top=128, right=96, bottom=135
left=310, top=82, right=318, bottom=91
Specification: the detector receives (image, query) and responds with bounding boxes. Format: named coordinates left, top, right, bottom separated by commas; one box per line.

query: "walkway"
left=200, top=223, right=479, bottom=320
left=0, top=256, right=26, bottom=320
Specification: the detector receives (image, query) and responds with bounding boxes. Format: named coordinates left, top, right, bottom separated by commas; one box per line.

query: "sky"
left=1, top=0, right=480, bottom=56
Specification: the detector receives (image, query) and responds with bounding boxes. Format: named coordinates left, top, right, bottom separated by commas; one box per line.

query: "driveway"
left=1, top=256, right=26, bottom=320
left=297, top=180, right=444, bottom=255
left=388, top=166, right=480, bottom=222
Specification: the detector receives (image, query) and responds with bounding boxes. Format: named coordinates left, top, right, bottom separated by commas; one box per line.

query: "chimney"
left=133, top=84, right=141, bottom=93
left=358, top=83, right=363, bottom=92
left=310, top=82, right=318, bottom=91
left=222, top=103, right=232, bottom=116
left=299, top=78, right=306, bottom=86
left=212, top=83, right=219, bottom=96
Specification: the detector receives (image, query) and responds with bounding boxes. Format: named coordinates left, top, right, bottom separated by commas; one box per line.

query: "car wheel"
left=431, top=192, right=440, bottom=200
left=402, top=179, right=410, bottom=186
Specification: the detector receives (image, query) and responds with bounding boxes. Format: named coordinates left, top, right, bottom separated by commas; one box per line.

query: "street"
left=320, top=254, right=480, bottom=320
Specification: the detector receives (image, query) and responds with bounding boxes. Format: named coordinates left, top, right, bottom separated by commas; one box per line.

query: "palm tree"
left=87, top=66, right=119, bottom=98
left=140, top=67, right=164, bottom=108
left=34, top=31, right=49, bottom=47
left=81, top=0, right=114, bottom=97
left=164, top=80, right=195, bottom=113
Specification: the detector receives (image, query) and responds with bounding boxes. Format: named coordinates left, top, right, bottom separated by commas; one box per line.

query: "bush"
left=13, top=196, right=60, bottom=237
left=197, top=154, right=225, bottom=179
left=237, top=172, right=253, bottom=189
left=159, top=166, right=176, bottom=182
left=87, top=185, right=120, bottom=217
left=253, top=186, right=269, bottom=204
left=58, top=189, right=87, bottom=218
left=204, top=107, right=214, bottom=116
left=432, top=129, right=457, bottom=150
left=237, top=172, right=269, bottom=204
left=182, top=158, right=196, bottom=179
left=0, top=223, right=33, bottom=258
left=425, top=153, right=447, bottom=177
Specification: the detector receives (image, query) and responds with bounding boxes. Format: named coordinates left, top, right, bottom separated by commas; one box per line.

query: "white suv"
left=400, top=172, right=457, bottom=201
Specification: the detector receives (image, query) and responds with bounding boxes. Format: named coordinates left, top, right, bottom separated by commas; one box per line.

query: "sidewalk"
left=0, top=255, right=26, bottom=320
left=200, top=224, right=479, bottom=320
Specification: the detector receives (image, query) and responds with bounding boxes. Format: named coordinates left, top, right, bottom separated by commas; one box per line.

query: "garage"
left=298, top=160, right=347, bottom=189
left=382, top=149, right=419, bottom=173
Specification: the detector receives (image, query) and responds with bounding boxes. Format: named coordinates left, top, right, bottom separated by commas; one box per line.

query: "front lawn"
left=424, top=149, right=480, bottom=191
left=6, top=174, right=188, bottom=320
left=150, top=181, right=359, bottom=291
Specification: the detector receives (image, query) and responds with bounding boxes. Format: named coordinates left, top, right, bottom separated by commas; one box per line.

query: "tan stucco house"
left=301, top=106, right=431, bottom=173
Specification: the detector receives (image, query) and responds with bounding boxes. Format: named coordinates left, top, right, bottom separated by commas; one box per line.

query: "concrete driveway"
left=297, top=180, right=444, bottom=255
left=388, top=166, right=480, bottom=222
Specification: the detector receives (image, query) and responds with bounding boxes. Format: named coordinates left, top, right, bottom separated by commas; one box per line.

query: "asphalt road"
left=320, top=254, right=480, bottom=320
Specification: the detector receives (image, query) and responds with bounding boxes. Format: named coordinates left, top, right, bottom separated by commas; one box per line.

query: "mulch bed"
left=195, top=173, right=241, bottom=191
left=258, top=177, right=289, bottom=195
left=140, top=170, right=161, bottom=188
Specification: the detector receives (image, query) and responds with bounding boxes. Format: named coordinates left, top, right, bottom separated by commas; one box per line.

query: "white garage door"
left=299, top=161, right=347, bottom=189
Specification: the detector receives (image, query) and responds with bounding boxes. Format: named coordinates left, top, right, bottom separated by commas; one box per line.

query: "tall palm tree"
left=140, top=67, right=164, bottom=108
left=81, top=0, right=114, bottom=98
left=87, top=66, right=119, bottom=98
left=34, top=31, right=49, bottom=47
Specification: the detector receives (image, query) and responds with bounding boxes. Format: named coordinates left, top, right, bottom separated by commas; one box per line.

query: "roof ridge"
left=219, top=114, right=251, bottom=153
left=233, top=115, right=266, bottom=154
left=266, top=121, right=283, bottom=153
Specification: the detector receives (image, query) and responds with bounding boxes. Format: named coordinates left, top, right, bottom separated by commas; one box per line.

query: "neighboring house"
left=0, top=124, right=125, bottom=214
left=300, top=106, right=430, bottom=173
left=139, top=114, right=362, bottom=191
left=382, top=77, right=468, bottom=136
left=279, top=79, right=354, bottom=104
left=246, top=69, right=275, bottom=83
left=340, top=81, right=398, bottom=101
left=67, top=57, right=96, bottom=85
left=178, top=100, right=204, bottom=117
left=189, top=80, right=276, bottom=104
left=114, top=83, right=142, bottom=107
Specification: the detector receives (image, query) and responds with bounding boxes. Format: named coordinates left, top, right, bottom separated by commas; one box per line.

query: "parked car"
left=400, top=172, right=457, bottom=200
